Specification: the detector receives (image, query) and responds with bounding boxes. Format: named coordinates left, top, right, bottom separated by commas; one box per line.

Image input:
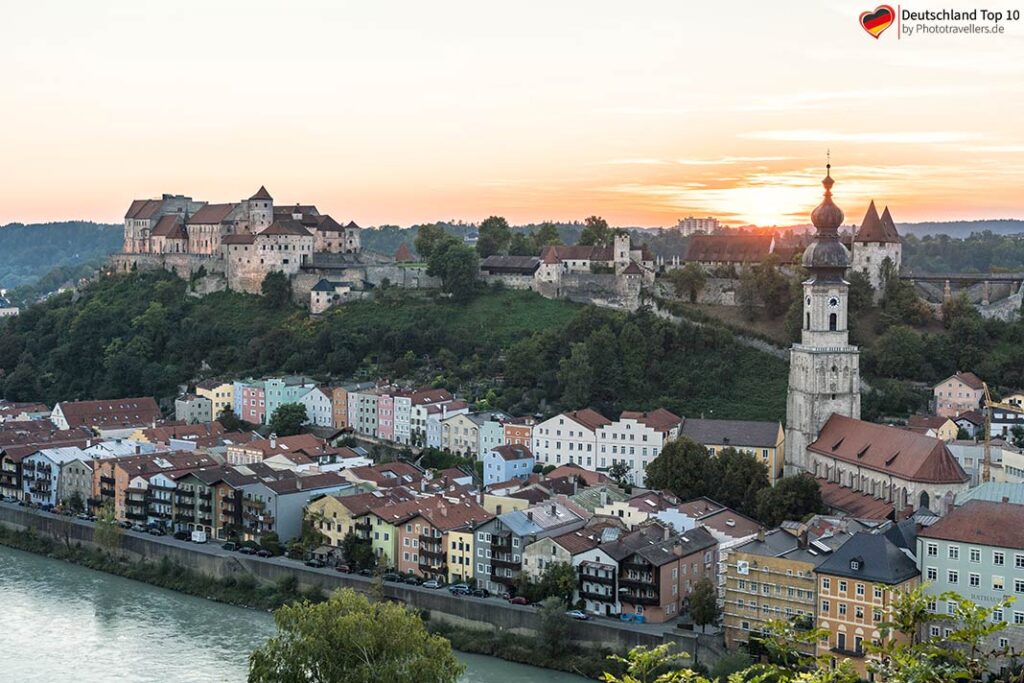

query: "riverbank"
left=0, top=520, right=619, bottom=679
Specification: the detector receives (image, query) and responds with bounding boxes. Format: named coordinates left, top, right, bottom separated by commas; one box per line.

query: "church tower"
left=784, top=163, right=861, bottom=474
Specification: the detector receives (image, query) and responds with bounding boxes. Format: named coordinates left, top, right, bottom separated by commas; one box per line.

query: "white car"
left=422, top=580, right=443, bottom=589
left=565, top=610, right=589, bottom=621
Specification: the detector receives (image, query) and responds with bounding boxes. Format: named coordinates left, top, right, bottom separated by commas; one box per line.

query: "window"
left=927, top=567, right=937, bottom=581
left=970, top=573, right=980, bottom=588
left=838, top=603, right=847, bottom=616
left=970, top=548, right=981, bottom=563
left=822, top=577, right=831, bottom=590
left=839, top=580, right=847, bottom=593
left=948, top=570, right=959, bottom=584
left=856, top=583, right=865, bottom=597
left=993, top=608, right=1004, bottom=623
left=926, top=543, right=937, bottom=557
left=821, top=600, right=830, bottom=614
left=994, top=576, right=1005, bottom=591
left=994, top=551, right=1005, bottom=566
left=948, top=546, right=960, bottom=560
left=1015, top=612, right=1024, bottom=625
left=1017, top=554, right=1024, bottom=570
left=1015, top=579, right=1024, bottom=594
left=874, top=586, right=883, bottom=600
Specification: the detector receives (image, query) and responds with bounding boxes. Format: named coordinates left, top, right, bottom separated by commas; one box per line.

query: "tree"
left=755, top=474, right=824, bottom=527
left=66, top=491, right=84, bottom=513
left=426, top=237, right=478, bottom=297
left=846, top=270, right=875, bottom=314
left=414, top=223, right=448, bottom=261
left=508, top=232, right=534, bottom=256
left=557, top=342, right=593, bottom=408
left=261, top=271, right=293, bottom=309
left=259, top=531, right=284, bottom=556
left=578, top=216, right=612, bottom=247
left=538, top=561, right=578, bottom=604
left=537, top=596, right=570, bottom=658
left=665, top=263, right=707, bottom=304
left=269, top=403, right=307, bottom=437
left=340, top=531, right=376, bottom=570
left=93, top=500, right=122, bottom=555
left=1011, top=426, right=1024, bottom=449
left=218, top=405, right=244, bottom=432
left=531, top=223, right=562, bottom=252
left=607, top=461, right=632, bottom=488
left=644, top=438, right=711, bottom=501
left=688, top=577, right=720, bottom=632
left=248, top=589, right=464, bottom=683
left=705, top=447, right=769, bottom=517
left=736, top=266, right=760, bottom=321
left=476, top=216, right=511, bottom=258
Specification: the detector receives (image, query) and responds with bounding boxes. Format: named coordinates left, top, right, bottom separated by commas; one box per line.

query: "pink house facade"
left=934, top=372, right=985, bottom=418
left=242, top=386, right=266, bottom=425
left=377, top=393, right=395, bottom=443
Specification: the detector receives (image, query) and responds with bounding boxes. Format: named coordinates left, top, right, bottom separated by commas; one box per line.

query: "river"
left=0, top=545, right=587, bottom=682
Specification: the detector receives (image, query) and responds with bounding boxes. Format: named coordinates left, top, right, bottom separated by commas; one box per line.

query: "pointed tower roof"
left=395, top=243, right=412, bottom=262
left=250, top=186, right=273, bottom=201
left=801, top=161, right=850, bottom=280
left=854, top=200, right=885, bottom=242
left=879, top=206, right=900, bottom=243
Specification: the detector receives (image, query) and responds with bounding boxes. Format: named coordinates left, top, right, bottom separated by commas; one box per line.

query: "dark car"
left=449, top=586, right=470, bottom=596
left=357, top=568, right=372, bottom=577
left=173, top=531, right=189, bottom=541
left=508, top=596, right=529, bottom=605
left=471, top=588, right=490, bottom=598
left=333, top=564, right=352, bottom=573
left=238, top=546, right=257, bottom=555
left=403, top=576, right=422, bottom=585
left=256, top=549, right=273, bottom=558
left=147, top=527, right=166, bottom=537
left=305, top=558, right=326, bottom=568
left=221, top=541, right=237, bottom=552
left=118, top=521, right=133, bottom=529
left=382, top=572, right=402, bottom=582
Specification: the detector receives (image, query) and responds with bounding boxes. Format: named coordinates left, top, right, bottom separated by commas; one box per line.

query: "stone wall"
left=0, top=505, right=684, bottom=655
left=537, top=273, right=641, bottom=311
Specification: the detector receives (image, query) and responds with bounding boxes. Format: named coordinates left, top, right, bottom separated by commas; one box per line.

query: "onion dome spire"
left=801, top=155, right=850, bottom=278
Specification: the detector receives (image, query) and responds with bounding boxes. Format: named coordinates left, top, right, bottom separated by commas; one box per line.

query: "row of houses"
left=723, top=481, right=1024, bottom=677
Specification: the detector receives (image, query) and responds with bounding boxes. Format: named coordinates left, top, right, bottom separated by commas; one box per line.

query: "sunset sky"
left=2, top=0, right=1022, bottom=228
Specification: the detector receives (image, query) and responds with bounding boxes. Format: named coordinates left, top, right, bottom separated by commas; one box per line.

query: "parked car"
left=448, top=583, right=470, bottom=594
left=132, top=523, right=148, bottom=533
left=449, top=586, right=470, bottom=596
left=238, top=546, right=257, bottom=555
left=403, top=576, right=422, bottom=585
left=382, top=572, right=402, bottom=582
left=256, top=549, right=273, bottom=558
left=566, top=610, right=589, bottom=621
left=75, top=513, right=91, bottom=521
left=333, top=564, right=352, bottom=574
left=221, top=541, right=237, bottom=552
left=305, top=558, right=326, bottom=568
left=508, top=596, right=529, bottom=605
left=357, top=568, right=372, bottom=577
left=422, top=579, right=443, bottom=589
left=147, top=527, right=166, bottom=537
left=173, top=531, right=189, bottom=541
left=118, top=521, right=132, bottom=529
left=471, top=588, right=490, bottom=598
left=191, top=530, right=208, bottom=544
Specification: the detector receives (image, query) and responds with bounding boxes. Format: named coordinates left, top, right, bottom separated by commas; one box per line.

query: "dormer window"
left=850, top=557, right=862, bottom=571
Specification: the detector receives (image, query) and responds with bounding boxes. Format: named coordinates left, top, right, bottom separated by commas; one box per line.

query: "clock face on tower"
left=828, top=297, right=840, bottom=309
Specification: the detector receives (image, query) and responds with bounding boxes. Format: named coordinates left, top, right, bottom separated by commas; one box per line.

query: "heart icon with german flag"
left=860, top=5, right=895, bottom=38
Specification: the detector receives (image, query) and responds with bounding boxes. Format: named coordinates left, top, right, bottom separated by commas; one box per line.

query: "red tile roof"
left=619, top=408, right=681, bottom=433
left=855, top=202, right=899, bottom=244
left=56, top=398, right=161, bottom=429
left=250, top=186, right=273, bottom=201
left=816, top=477, right=895, bottom=520
left=125, top=199, right=163, bottom=220
left=490, top=444, right=533, bottom=461
left=919, top=500, right=1024, bottom=548
left=686, top=234, right=773, bottom=264
left=222, top=234, right=256, bottom=245
left=942, top=372, right=985, bottom=391
left=152, top=215, right=187, bottom=239
left=259, top=219, right=312, bottom=237
left=189, top=203, right=237, bottom=224
left=808, top=414, right=969, bottom=484
left=622, top=261, right=642, bottom=275
left=540, top=245, right=613, bottom=263
left=564, top=408, right=611, bottom=432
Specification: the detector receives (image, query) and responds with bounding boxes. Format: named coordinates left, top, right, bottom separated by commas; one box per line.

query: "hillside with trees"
left=0, top=221, right=122, bottom=289
left=0, top=270, right=787, bottom=422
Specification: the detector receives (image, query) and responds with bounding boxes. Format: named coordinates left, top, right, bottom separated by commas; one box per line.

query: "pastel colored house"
left=483, top=444, right=535, bottom=487
left=933, top=371, right=985, bottom=418
left=679, top=417, right=786, bottom=485
left=906, top=414, right=959, bottom=442
left=596, top=409, right=682, bottom=487
left=196, top=380, right=235, bottom=420
left=531, top=409, right=610, bottom=469
left=395, top=496, right=492, bottom=581
left=22, top=446, right=88, bottom=507
left=239, top=383, right=266, bottom=425
left=175, top=394, right=213, bottom=424
left=299, top=387, right=334, bottom=428
left=264, top=376, right=318, bottom=423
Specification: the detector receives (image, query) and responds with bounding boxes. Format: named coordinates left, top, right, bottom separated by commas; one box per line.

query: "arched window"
left=829, top=313, right=838, bottom=331
left=920, top=491, right=930, bottom=510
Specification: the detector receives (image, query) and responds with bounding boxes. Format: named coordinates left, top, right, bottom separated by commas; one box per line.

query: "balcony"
left=100, top=476, right=115, bottom=486
left=580, top=570, right=616, bottom=586
left=579, top=588, right=616, bottom=602
left=619, top=592, right=660, bottom=606
left=621, top=560, right=651, bottom=573
left=126, top=511, right=147, bottom=521
left=176, top=511, right=195, bottom=522
left=177, top=489, right=195, bottom=499
left=199, top=504, right=212, bottom=513
left=492, top=557, right=520, bottom=570
left=490, top=534, right=512, bottom=550
left=618, top=574, right=656, bottom=589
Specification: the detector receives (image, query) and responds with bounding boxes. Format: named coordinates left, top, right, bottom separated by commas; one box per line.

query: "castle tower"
left=613, top=232, right=631, bottom=274
left=248, top=185, right=274, bottom=232
left=784, top=163, right=861, bottom=475
left=850, top=200, right=902, bottom=297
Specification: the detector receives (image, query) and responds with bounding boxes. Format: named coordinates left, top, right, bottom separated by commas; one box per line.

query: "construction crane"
left=982, top=382, right=1017, bottom=483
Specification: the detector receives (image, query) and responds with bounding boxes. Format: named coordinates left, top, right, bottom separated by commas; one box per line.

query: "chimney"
left=672, top=541, right=683, bottom=557
left=1003, top=496, right=1011, bottom=503
left=798, top=529, right=809, bottom=549
left=440, top=504, right=448, bottom=517
left=135, top=444, right=141, bottom=455
left=550, top=503, right=557, bottom=516
left=269, top=433, right=277, bottom=449
left=663, top=525, right=671, bottom=541
left=756, top=528, right=765, bottom=543
left=527, top=511, right=533, bottom=521
left=599, top=488, right=608, bottom=507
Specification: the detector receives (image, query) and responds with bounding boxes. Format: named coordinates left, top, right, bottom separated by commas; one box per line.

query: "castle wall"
left=536, top=272, right=641, bottom=310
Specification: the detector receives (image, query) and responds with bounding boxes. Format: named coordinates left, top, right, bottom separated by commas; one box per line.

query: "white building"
left=21, top=447, right=88, bottom=507
left=849, top=201, right=901, bottom=295
left=531, top=409, right=611, bottom=468
left=675, top=216, right=720, bottom=237
left=299, top=387, right=334, bottom=428
left=595, top=409, right=681, bottom=486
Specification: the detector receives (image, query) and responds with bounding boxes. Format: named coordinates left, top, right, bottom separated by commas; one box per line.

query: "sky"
left=2, top=0, right=1023, bottom=228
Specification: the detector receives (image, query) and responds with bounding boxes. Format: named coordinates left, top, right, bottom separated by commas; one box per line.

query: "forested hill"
left=0, top=221, right=123, bottom=289
left=0, top=271, right=788, bottom=423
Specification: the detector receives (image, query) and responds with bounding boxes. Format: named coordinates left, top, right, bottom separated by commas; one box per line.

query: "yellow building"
left=680, top=419, right=786, bottom=484
left=815, top=530, right=920, bottom=678
left=480, top=493, right=530, bottom=516
left=197, top=380, right=235, bottom=420
left=723, top=523, right=859, bottom=655
left=448, top=528, right=477, bottom=584
left=906, top=414, right=959, bottom=442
